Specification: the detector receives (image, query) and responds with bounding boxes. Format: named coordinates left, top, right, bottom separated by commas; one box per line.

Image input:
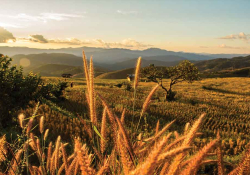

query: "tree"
left=141, top=60, right=200, bottom=101
left=0, top=54, right=68, bottom=128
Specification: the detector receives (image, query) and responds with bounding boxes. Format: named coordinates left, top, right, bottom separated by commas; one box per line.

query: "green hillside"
left=195, top=55, right=250, bottom=72
left=96, top=68, right=135, bottom=79
left=26, top=64, right=109, bottom=77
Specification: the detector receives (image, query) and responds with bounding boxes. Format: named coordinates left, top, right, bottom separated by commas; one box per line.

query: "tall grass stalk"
left=131, top=57, right=141, bottom=134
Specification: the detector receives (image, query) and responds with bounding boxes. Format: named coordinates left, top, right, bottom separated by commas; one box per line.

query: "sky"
left=0, top=0, right=250, bottom=54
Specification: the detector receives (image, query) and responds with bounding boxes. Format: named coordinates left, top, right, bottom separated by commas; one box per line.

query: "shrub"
left=0, top=54, right=68, bottom=128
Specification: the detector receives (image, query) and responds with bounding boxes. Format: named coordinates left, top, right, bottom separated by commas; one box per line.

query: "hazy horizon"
left=0, top=0, right=250, bottom=54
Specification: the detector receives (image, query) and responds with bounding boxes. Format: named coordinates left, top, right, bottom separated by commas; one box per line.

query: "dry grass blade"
left=149, top=120, right=175, bottom=142
left=184, top=122, right=190, bottom=135
left=58, top=153, right=75, bottom=175
left=54, top=136, right=61, bottom=171
left=181, top=138, right=219, bottom=175
left=101, top=107, right=107, bottom=154
left=155, top=120, right=159, bottom=136
left=97, top=158, right=110, bottom=175
left=158, top=146, right=192, bottom=162
left=140, top=84, right=159, bottom=117
left=9, top=149, right=23, bottom=175
left=61, top=142, right=69, bottom=173
left=74, top=159, right=79, bottom=175
left=89, top=56, right=97, bottom=125
left=0, top=135, right=7, bottom=163
left=67, top=156, right=78, bottom=175
left=117, top=133, right=134, bottom=175
left=39, top=116, right=44, bottom=134
left=228, top=143, right=250, bottom=175
left=121, top=108, right=126, bottom=125
left=167, top=113, right=205, bottom=175
left=77, top=145, right=96, bottom=175
left=26, top=118, right=33, bottom=135
left=44, top=129, right=49, bottom=141
left=134, top=56, right=142, bottom=89
left=116, top=116, right=135, bottom=162
left=163, top=136, right=186, bottom=153
left=97, top=92, right=118, bottom=145
left=182, top=113, right=206, bottom=146
left=131, top=136, right=170, bottom=175
left=46, top=142, right=52, bottom=170
left=18, top=113, right=25, bottom=128
left=82, top=50, right=90, bottom=91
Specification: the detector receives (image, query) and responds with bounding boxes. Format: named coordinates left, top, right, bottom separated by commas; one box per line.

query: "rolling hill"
left=195, top=55, right=250, bottom=72
left=12, top=53, right=83, bottom=67
left=96, top=68, right=135, bottom=79
left=24, top=64, right=109, bottom=77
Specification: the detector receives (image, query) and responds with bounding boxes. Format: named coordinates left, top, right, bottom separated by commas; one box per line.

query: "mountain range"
left=2, top=46, right=249, bottom=64
left=1, top=46, right=250, bottom=78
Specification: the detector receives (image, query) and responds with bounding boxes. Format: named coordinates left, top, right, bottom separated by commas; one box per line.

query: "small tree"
left=141, top=60, right=200, bottom=101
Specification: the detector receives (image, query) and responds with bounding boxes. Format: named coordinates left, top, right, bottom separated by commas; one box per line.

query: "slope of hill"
left=195, top=55, right=250, bottom=72
left=96, top=68, right=135, bottom=79
left=12, top=53, right=83, bottom=67
left=25, top=64, right=109, bottom=77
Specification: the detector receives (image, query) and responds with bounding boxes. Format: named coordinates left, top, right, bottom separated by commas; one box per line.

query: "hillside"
left=96, top=68, right=135, bottom=79
left=25, top=64, right=109, bottom=77
left=195, top=55, right=250, bottom=72
left=12, top=53, right=83, bottom=67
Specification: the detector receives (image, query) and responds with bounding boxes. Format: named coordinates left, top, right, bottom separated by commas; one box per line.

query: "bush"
left=0, top=54, right=68, bottom=128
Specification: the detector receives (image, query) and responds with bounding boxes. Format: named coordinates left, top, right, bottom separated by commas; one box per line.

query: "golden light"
left=7, top=39, right=14, bottom=43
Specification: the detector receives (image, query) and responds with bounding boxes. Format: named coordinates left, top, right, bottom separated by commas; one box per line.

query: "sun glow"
left=7, top=39, right=15, bottom=43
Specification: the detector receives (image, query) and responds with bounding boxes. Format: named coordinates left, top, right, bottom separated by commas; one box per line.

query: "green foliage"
left=141, top=60, right=200, bottom=101
left=0, top=54, right=68, bottom=128
left=0, top=54, right=42, bottom=127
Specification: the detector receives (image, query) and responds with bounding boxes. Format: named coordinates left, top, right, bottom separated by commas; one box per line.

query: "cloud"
left=0, top=22, right=23, bottom=28
left=14, top=32, right=151, bottom=49
left=218, top=32, right=250, bottom=41
left=17, top=34, right=88, bottom=45
left=1, top=12, right=84, bottom=23
left=94, top=38, right=152, bottom=49
left=116, top=10, right=138, bottom=15
left=29, top=35, right=48, bottom=43
left=49, top=38, right=90, bottom=45
left=218, top=44, right=245, bottom=49
left=0, top=27, right=16, bottom=43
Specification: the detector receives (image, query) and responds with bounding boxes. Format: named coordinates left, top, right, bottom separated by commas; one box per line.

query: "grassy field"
left=2, top=70, right=250, bottom=174
left=28, top=76, right=250, bottom=164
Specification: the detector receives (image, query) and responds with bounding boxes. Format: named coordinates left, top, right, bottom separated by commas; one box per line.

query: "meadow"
left=44, top=76, right=250, bottom=159
left=2, top=56, right=250, bottom=174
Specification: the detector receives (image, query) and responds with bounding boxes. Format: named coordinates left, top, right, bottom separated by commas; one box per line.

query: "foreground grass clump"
left=1, top=51, right=250, bottom=174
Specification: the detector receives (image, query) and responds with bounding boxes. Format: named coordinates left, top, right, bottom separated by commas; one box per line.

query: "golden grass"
left=2, top=50, right=250, bottom=174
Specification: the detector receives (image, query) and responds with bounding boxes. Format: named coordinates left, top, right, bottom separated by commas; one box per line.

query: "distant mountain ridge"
left=0, top=46, right=220, bottom=64
left=105, top=56, right=190, bottom=70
